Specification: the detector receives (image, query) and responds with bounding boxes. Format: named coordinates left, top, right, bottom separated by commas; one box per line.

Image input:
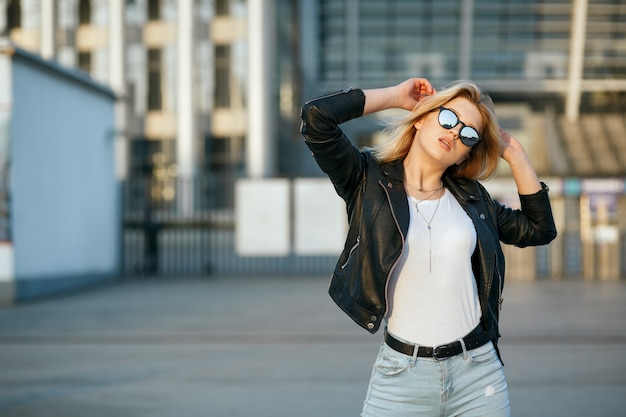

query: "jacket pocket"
left=340, top=235, right=360, bottom=270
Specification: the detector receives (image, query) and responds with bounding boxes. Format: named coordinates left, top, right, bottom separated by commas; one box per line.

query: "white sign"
left=581, top=178, right=624, bottom=194
left=294, top=178, right=347, bottom=255
left=0, top=242, right=14, bottom=282
left=235, top=179, right=290, bottom=256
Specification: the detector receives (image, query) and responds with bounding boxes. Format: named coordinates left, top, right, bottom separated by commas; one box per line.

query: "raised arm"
left=362, top=78, right=436, bottom=115
left=499, top=129, right=542, bottom=195
left=495, top=129, right=557, bottom=246
left=299, top=78, right=436, bottom=201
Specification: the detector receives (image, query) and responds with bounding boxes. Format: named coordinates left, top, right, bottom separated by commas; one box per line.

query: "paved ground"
left=0, top=275, right=625, bottom=417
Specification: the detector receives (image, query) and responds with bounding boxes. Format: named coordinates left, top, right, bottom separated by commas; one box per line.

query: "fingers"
left=499, top=128, right=518, bottom=145
left=403, top=78, right=435, bottom=110
left=394, top=78, right=436, bottom=111
left=413, top=78, right=436, bottom=96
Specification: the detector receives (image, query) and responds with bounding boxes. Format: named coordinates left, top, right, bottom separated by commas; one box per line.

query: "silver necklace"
left=410, top=186, right=441, bottom=203
left=408, top=182, right=443, bottom=194
left=412, top=190, right=443, bottom=273
left=416, top=184, right=443, bottom=193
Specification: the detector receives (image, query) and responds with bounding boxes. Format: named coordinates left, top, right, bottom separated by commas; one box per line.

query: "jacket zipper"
left=379, top=180, right=406, bottom=318
left=494, top=252, right=503, bottom=310
left=340, top=235, right=360, bottom=270
left=303, top=86, right=354, bottom=105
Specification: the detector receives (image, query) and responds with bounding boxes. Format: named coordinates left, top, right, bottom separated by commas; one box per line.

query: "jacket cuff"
left=519, top=182, right=552, bottom=210
left=519, top=182, right=549, bottom=197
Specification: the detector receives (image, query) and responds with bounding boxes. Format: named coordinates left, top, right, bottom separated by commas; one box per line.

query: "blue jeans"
left=361, top=340, right=510, bottom=417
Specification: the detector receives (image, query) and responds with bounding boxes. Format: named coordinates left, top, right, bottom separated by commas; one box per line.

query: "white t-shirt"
left=386, top=189, right=482, bottom=346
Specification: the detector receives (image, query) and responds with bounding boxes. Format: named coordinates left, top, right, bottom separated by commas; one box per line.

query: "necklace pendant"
left=427, top=225, right=431, bottom=230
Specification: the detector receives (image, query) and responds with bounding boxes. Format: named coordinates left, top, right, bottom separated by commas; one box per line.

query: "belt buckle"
left=432, top=345, right=445, bottom=361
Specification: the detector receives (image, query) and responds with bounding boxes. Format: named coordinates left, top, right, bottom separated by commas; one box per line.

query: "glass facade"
left=4, top=0, right=625, bottom=181
left=317, top=0, right=626, bottom=88
left=585, top=0, right=626, bottom=78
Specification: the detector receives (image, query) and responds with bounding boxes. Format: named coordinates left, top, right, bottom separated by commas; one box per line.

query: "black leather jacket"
left=300, top=87, right=557, bottom=354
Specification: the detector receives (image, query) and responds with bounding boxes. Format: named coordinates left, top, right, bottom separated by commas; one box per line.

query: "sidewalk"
left=0, top=276, right=625, bottom=417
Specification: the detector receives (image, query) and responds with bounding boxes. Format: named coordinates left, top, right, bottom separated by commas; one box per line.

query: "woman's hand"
left=395, top=78, right=437, bottom=111
left=499, top=128, right=542, bottom=194
left=500, top=128, right=528, bottom=165
left=363, top=78, right=436, bottom=115
left=499, top=128, right=525, bottom=163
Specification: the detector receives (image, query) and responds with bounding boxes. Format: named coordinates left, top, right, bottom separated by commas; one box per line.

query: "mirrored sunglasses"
left=438, top=107, right=481, bottom=147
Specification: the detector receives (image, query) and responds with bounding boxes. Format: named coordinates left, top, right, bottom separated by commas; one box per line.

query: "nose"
left=448, top=125, right=461, bottom=140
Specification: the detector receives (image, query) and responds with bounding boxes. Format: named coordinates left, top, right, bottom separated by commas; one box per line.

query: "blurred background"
left=0, top=0, right=625, bottom=304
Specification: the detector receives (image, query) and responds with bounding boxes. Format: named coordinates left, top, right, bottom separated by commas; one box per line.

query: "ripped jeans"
left=361, top=340, right=510, bottom=417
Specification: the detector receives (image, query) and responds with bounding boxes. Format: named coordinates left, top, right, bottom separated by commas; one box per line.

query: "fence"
left=121, top=176, right=337, bottom=277
left=121, top=176, right=626, bottom=280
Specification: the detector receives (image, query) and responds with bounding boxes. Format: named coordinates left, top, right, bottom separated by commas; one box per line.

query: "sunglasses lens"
left=460, top=127, right=480, bottom=146
left=438, top=108, right=458, bottom=129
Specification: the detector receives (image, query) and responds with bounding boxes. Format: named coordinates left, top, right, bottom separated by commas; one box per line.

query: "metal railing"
left=121, top=176, right=626, bottom=280
left=121, top=176, right=337, bottom=277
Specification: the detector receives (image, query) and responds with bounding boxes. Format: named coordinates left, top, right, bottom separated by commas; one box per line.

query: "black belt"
left=384, top=325, right=496, bottom=360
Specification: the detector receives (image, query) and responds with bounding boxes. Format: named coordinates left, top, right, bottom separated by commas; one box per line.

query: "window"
left=215, top=0, right=229, bottom=16
left=205, top=135, right=244, bottom=175
left=130, top=137, right=161, bottom=175
left=78, top=0, right=91, bottom=24
left=6, top=0, right=21, bottom=30
left=148, top=0, right=160, bottom=21
left=214, top=45, right=231, bottom=108
left=78, top=52, right=91, bottom=73
left=147, top=49, right=162, bottom=110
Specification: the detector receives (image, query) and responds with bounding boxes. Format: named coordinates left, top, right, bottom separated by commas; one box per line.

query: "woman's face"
left=413, top=96, right=483, bottom=166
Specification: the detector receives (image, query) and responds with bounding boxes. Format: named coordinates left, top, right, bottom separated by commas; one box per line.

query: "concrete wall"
left=1, top=44, right=119, bottom=303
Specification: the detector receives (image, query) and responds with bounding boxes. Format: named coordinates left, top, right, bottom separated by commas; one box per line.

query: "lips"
left=438, top=137, right=452, bottom=150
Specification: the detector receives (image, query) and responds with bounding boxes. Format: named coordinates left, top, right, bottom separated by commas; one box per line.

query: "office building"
left=2, top=0, right=625, bottom=280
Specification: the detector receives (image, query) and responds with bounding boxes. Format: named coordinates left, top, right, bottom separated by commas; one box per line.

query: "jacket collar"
left=380, top=159, right=405, bottom=182
left=378, top=159, right=410, bottom=236
left=444, top=175, right=481, bottom=202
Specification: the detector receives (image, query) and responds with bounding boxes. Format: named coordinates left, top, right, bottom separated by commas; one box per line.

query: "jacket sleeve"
left=494, top=183, right=558, bottom=247
left=300, top=88, right=368, bottom=201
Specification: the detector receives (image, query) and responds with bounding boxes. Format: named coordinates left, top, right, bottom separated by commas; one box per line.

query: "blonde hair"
left=372, top=80, right=503, bottom=181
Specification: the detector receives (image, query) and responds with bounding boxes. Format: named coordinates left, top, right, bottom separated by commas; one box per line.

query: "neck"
left=403, top=143, right=447, bottom=192
left=403, top=163, right=444, bottom=194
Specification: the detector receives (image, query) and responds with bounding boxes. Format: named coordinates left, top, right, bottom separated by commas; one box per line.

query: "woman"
left=300, top=78, right=557, bottom=416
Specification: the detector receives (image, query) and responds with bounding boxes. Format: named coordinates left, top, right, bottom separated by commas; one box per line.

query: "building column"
left=177, top=0, right=194, bottom=179
left=177, top=0, right=194, bottom=213
left=40, top=0, right=55, bottom=59
left=109, top=0, right=127, bottom=180
left=246, top=0, right=275, bottom=178
left=566, top=0, right=588, bottom=121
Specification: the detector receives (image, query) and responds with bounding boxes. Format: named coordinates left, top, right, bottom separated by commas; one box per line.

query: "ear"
left=413, top=118, right=423, bottom=130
